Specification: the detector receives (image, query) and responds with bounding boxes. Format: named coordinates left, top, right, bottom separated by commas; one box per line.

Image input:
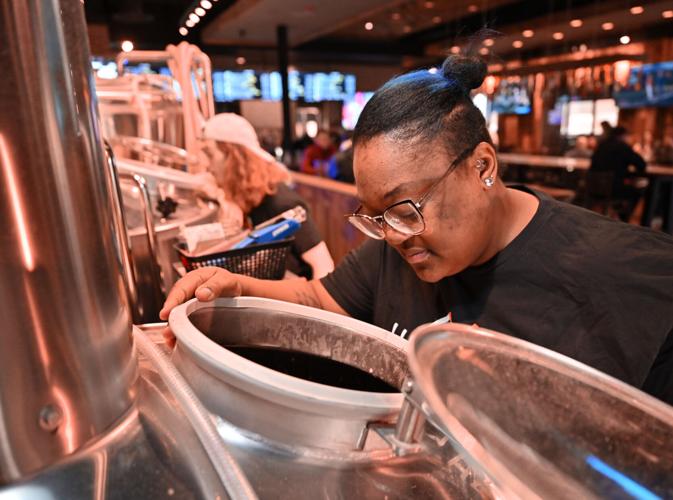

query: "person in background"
left=564, top=135, right=593, bottom=159
left=590, top=125, right=647, bottom=220
left=301, top=129, right=336, bottom=176
left=202, top=113, right=335, bottom=279
left=164, top=55, right=673, bottom=405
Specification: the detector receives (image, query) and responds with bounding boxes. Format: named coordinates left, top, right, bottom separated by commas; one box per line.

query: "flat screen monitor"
left=492, top=79, right=531, bottom=114
left=614, top=61, right=673, bottom=108
left=593, top=99, right=619, bottom=135
left=303, top=72, right=357, bottom=102
left=342, top=91, right=374, bottom=130
left=212, top=70, right=261, bottom=102
left=561, top=100, right=593, bottom=136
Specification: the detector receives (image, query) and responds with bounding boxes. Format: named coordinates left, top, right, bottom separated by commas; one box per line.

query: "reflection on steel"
left=103, top=142, right=139, bottom=317
left=0, top=0, right=135, bottom=482
left=0, top=135, right=35, bottom=271
left=119, top=172, right=165, bottom=300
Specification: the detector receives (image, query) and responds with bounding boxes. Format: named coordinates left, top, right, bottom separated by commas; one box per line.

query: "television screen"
left=614, top=61, right=673, bottom=108
left=212, top=70, right=261, bottom=102
left=259, top=71, right=303, bottom=100
left=593, top=99, right=619, bottom=135
left=563, top=100, right=594, bottom=136
left=304, top=72, right=356, bottom=102
left=342, top=91, right=374, bottom=130
left=492, top=79, right=531, bottom=114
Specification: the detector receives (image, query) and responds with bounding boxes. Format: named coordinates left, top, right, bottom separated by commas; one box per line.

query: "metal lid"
left=407, top=323, right=673, bottom=499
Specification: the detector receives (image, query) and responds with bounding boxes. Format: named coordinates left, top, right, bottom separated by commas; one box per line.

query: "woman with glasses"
left=161, top=54, right=673, bottom=405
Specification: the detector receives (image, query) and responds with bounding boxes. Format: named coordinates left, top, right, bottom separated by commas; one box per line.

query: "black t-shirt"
left=322, top=188, right=673, bottom=404
left=249, top=182, right=322, bottom=278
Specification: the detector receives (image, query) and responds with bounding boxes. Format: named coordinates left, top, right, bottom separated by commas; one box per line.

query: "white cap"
left=202, top=113, right=279, bottom=165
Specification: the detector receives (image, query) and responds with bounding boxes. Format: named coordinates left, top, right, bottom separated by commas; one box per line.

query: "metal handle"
left=119, top=172, right=165, bottom=301
left=103, top=141, right=140, bottom=316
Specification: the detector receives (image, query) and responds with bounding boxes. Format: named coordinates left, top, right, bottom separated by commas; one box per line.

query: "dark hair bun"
left=441, top=55, right=487, bottom=92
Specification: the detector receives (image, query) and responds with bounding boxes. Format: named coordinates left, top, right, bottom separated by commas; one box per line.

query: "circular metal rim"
left=170, top=297, right=407, bottom=415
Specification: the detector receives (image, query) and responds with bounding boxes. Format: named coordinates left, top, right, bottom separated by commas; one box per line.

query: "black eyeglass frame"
left=345, top=144, right=480, bottom=239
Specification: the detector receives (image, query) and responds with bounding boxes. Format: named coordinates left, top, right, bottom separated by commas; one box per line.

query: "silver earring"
left=484, top=176, right=495, bottom=188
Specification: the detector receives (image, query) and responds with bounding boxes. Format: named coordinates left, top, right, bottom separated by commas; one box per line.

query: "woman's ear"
left=473, top=142, right=498, bottom=189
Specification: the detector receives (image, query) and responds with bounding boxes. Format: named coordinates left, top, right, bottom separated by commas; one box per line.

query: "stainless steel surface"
left=109, top=135, right=196, bottom=171
left=120, top=172, right=164, bottom=299
left=408, top=322, right=673, bottom=499
left=0, top=0, right=135, bottom=482
left=103, top=143, right=139, bottom=314
left=0, top=360, right=228, bottom=500
left=169, top=298, right=496, bottom=499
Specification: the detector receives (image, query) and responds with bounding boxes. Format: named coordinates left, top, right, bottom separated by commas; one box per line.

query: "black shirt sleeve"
left=641, top=328, right=673, bottom=405
left=320, top=240, right=382, bottom=322
left=629, top=147, right=647, bottom=174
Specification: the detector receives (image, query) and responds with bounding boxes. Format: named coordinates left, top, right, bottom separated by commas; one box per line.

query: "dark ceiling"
left=85, top=0, right=673, bottom=66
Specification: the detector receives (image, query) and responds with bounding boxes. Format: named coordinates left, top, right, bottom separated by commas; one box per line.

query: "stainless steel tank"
left=169, top=298, right=673, bottom=500
left=169, top=298, right=497, bottom=499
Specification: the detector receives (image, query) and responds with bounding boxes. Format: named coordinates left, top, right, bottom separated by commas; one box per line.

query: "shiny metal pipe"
left=0, top=0, right=135, bottom=483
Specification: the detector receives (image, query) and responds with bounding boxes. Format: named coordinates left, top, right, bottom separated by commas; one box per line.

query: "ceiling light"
left=391, top=12, right=401, bottom=21
left=195, top=7, right=206, bottom=16
left=121, top=40, right=134, bottom=52
left=450, top=45, right=460, bottom=54
left=236, top=56, right=246, bottom=65
left=522, top=29, right=534, bottom=38
left=403, top=25, right=412, bottom=33
left=664, top=10, right=673, bottom=19
left=620, top=35, right=631, bottom=44
left=601, top=22, right=614, bottom=30
left=186, top=19, right=195, bottom=27
left=179, top=27, right=188, bottom=36
left=189, top=13, right=200, bottom=23
left=579, top=43, right=588, bottom=52
left=484, top=38, right=494, bottom=47
left=570, top=19, right=583, bottom=28
left=512, top=40, right=523, bottom=48
left=201, top=0, right=213, bottom=8
left=432, top=16, right=442, bottom=24
left=553, top=32, right=564, bottom=40
left=364, top=21, right=374, bottom=30
left=479, top=47, right=489, bottom=55
left=424, top=1, right=434, bottom=8
left=629, top=6, right=644, bottom=15
left=467, top=4, right=478, bottom=13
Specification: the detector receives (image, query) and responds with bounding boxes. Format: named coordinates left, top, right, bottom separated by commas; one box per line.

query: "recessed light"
left=403, top=25, right=412, bottom=33
left=186, top=19, right=195, bottom=27
left=195, top=7, right=206, bottom=16
left=522, top=29, right=534, bottom=38
left=467, top=4, right=478, bottom=13
left=432, top=16, right=442, bottom=24
left=512, top=40, right=523, bottom=48
left=424, top=1, right=434, bottom=8
left=189, top=13, right=200, bottom=23
left=201, top=0, right=212, bottom=9
left=602, top=22, right=614, bottom=30
left=479, top=47, right=489, bottom=55
left=630, top=6, right=644, bottom=15
left=179, top=27, right=188, bottom=36
left=450, top=45, right=460, bottom=54
left=391, top=12, right=401, bottom=21
left=365, top=21, right=374, bottom=30
left=484, top=38, right=494, bottom=47
left=553, top=32, right=564, bottom=40
left=620, top=35, right=631, bottom=44
left=570, top=19, right=583, bottom=28
left=663, top=10, right=673, bottom=19
left=121, top=40, right=134, bottom=52
left=236, top=56, right=246, bottom=65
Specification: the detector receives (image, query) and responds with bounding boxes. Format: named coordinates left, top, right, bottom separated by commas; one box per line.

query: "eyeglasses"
left=346, top=145, right=477, bottom=240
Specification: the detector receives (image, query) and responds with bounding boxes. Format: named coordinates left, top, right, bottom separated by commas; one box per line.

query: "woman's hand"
left=159, top=267, right=243, bottom=348
left=159, top=266, right=243, bottom=321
